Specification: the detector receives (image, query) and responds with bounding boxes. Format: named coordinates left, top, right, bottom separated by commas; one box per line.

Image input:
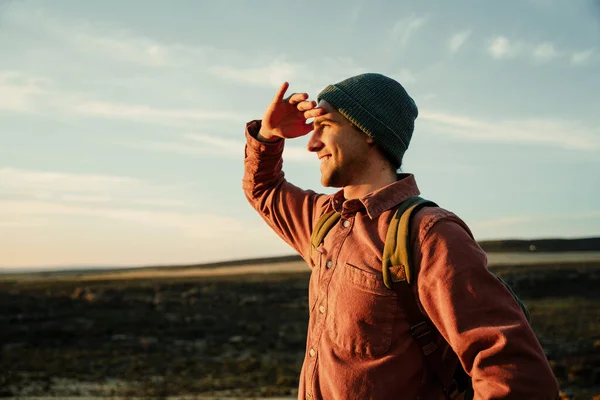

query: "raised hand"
left=258, top=82, right=325, bottom=142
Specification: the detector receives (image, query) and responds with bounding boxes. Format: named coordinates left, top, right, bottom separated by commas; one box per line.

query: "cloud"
left=0, top=71, right=50, bottom=112
left=391, top=14, right=428, bottom=46
left=473, top=211, right=600, bottom=229
left=421, top=93, right=438, bottom=101
left=0, top=216, right=48, bottom=228
left=448, top=30, right=472, bottom=53
left=571, top=49, right=594, bottom=65
left=487, top=37, right=580, bottom=64
left=3, top=4, right=198, bottom=68
left=186, top=134, right=314, bottom=162
left=0, top=167, right=190, bottom=209
left=0, top=68, right=242, bottom=126
left=72, top=101, right=241, bottom=125
left=0, top=200, right=243, bottom=237
left=72, top=30, right=172, bottom=67
left=392, top=68, right=416, bottom=85
left=1, top=1, right=371, bottom=107
left=420, top=111, right=600, bottom=150
left=349, top=2, right=362, bottom=22
left=208, top=59, right=300, bottom=87
left=130, top=134, right=314, bottom=163
left=532, top=42, right=561, bottom=62
left=488, top=36, right=516, bottom=59
left=0, top=167, right=246, bottom=244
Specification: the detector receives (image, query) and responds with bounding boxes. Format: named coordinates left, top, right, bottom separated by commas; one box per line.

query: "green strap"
left=384, top=196, right=460, bottom=397
left=382, top=196, right=438, bottom=288
left=310, top=211, right=341, bottom=260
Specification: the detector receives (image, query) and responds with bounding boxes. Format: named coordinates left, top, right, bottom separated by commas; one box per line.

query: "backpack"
left=309, top=195, right=531, bottom=400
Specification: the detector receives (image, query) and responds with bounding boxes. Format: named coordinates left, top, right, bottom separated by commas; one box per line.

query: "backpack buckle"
left=410, top=321, right=431, bottom=339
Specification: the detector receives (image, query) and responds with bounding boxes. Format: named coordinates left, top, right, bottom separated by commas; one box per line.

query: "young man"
left=242, top=73, right=559, bottom=399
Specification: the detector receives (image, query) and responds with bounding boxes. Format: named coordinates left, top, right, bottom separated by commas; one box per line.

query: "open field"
left=1, top=254, right=600, bottom=399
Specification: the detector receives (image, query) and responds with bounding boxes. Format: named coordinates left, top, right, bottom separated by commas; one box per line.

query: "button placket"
left=306, top=213, right=354, bottom=392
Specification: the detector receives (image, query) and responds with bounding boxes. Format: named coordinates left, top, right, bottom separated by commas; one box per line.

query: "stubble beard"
left=321, top=164, right=344, bottom=188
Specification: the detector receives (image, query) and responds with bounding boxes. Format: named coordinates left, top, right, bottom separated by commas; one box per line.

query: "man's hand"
left=258, top=82, right=325, bottom=143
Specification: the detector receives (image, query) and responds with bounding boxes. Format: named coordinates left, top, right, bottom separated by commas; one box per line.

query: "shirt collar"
left=329, top=173, right=421, bottom=219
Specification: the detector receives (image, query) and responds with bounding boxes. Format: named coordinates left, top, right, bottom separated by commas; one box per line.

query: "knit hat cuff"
left=318, top=84, right=409, bottom=152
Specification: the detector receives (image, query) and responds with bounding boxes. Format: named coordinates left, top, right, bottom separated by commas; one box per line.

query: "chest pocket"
left=327, top=262, right=397, bottom=358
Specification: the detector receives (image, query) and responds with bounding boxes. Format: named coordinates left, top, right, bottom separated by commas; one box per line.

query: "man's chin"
left=320, top=176, right=332, bottom=188
left=321, top=175, right=342, bottom=189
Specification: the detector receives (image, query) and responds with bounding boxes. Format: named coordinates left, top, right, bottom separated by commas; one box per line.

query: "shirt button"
left=342, top=220, right=350, bottom=228
left=309, top=348, right=316, bottom=357
left=319, top=305, right=326, bottom=314
left=306, top=394, right=313, bottom=400
left=326, top=260, right=333, bottom=269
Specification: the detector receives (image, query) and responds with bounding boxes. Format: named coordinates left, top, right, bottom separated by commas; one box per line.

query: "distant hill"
left=478, top=237, right=600, bottom=253
left=163, top=236, right=600, bottom=270
left=2, top=237, right=598, bottom=277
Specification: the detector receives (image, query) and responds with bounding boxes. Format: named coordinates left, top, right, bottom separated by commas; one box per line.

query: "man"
left=242, top=73, right=559, bottom=399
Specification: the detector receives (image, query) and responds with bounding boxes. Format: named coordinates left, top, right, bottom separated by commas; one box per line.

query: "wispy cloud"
left=420, top=111, right=600, bottom=150
left=487, top=36, right=584, bottom=64
left=0, top=216, right=48, bottom=228
left=1, top=200, right=243, bottom=237
left=72, top=101, right=241, bottom=124
left=187, top=133, right=314, bottom=162
left=0, top=71, right=49, bottom=112
left=1, top=1, right=372, bottom=106
left=391, top=14, right=428, bottom=47
left=392, top=68, right=416, bottom=85
left=0, top=167, right=244, bottom=242
left=0, top=167, right=190, bottom=208
left=532, top=42, right=561, bottom=62
left=488, top=36, right=517, bottom=59
left=3, top=5, right=198, bottom=68
left=571, top=49, right=594, bottom=65
left=72, top=30, right=172, bottom=67
left=130, top=134, right=314, bottom=163
left=473, top=211, right=600, bottom=229
left=349, top=2, right=362, bottom=22
left=208, top=60, right=300, bottom=87
left=448, top=30, right=472, bottom=54
left=0, top=67, right=242, bottom=126
left=2, top=3, right=336, bottom=92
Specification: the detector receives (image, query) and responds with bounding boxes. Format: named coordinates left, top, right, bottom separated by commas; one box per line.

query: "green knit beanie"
left=317, top=73, right=418, bottom=168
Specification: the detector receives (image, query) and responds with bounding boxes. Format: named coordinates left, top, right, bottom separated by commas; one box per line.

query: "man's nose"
left=307, top=130, right=323, bottom=153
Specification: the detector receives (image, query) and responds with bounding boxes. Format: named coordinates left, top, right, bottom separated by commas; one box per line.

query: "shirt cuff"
left=245, top=119, right=285, bottom=155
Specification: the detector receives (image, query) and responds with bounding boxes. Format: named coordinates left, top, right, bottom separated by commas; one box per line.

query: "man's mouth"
left=319, top=155, right=331, bottom=164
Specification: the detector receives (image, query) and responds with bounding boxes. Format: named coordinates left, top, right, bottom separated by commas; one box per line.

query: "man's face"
left=307, top=100, right=374, bottom=188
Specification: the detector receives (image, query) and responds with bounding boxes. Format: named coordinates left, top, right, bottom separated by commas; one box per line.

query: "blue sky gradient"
left=1, top=0, right=599, bottom=268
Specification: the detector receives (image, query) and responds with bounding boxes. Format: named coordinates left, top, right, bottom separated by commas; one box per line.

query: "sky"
left=1, top=0, right=599, bottom=269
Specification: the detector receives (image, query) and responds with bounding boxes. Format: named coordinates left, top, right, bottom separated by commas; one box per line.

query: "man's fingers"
left=273, top=82, right=289, bottom=103
left=304, top=107, right=325, bottom=120
left=288, top=92, right=308, bottom=105
left=296, top=100, right=316, bottom=112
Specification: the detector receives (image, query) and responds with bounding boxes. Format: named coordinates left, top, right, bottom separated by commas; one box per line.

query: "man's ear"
left=366, top=136, right=375, bottom=145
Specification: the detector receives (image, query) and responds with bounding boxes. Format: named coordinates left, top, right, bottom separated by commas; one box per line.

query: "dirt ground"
left=1, top=260, right=599, bottom=399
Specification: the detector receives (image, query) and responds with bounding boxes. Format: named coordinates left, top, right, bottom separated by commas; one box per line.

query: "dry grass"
left=1, top=257, right=599, bottom=398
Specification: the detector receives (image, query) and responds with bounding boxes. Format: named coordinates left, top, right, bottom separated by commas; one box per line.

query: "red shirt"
left=242, top=120, right=559, bottom=399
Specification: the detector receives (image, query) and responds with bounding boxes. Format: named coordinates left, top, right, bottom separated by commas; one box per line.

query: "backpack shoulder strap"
left=382, top=195, right=438, bottom=289
left=383, top=196, right=469, bottom=399
left=309, top=210, right=341, bottom=261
